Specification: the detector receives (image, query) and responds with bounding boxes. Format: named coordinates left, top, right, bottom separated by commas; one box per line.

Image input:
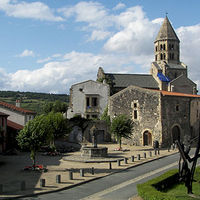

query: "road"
left=21, top=148, right=199, bottom=200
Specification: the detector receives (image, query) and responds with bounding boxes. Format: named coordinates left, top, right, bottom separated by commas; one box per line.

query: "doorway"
left=143, top=131, right=152, bottom=146
left=172, top=125, right=180, bottom=143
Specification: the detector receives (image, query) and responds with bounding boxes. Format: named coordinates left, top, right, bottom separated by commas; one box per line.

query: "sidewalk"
left=0, top=144, right=178, bottom=199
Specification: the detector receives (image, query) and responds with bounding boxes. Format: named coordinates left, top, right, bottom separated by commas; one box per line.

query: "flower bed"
left=42, top=151, right=61, bottom=156
left=23, top=164, right=45, bottom=171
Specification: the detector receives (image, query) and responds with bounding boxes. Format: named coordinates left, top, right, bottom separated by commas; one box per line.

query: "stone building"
left=108, top=85, right=200, bottom=147
left=97, top=16, right=197, bottom=95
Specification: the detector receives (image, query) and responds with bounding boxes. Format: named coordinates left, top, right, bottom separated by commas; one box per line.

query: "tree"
left=101, top=105, right=111, bottom=127
left=16, top=115, right=48, bottom=168
left=110, top=114, right=134, bottom=149
left=46, top=112, right=71, bottom=148
left=44, top=100, right=67, bottom=114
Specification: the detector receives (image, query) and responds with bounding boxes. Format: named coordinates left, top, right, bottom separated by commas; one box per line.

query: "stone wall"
left=109, top=86, right=162, bottom=146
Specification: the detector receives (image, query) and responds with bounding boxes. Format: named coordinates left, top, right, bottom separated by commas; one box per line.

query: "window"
left=155, top=55, right=157, bottom=61
left=160, top=44, right=163, bottom=50
left=134, top=110, right=137, bottom=119
left=160, top=53, right=163, bottom=60
left=92, top=115, right=98, bottom=118
left=92, top=97, right=98, bottom=106
left=86, top=97, right=90, bottom=107
left=176, top=105, right=179, bottom=112
left=163, top=53, right=166, bottom=60
left=172, top=53, right=174, bottom=60
left=163, top=44, right=166, bottom=50
left=134, top=103, right=137, bottom=108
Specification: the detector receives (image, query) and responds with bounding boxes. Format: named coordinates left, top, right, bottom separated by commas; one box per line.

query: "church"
left=97, top=16, right=200, bottom=147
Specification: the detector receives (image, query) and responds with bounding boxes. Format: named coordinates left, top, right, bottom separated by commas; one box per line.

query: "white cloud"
left=15, top=49, right=35, bottom=58
left=112, top=3, right=126, bottom=11
left=37, top=56, right=52, bottom=63
left=0, top=0, right=64, bottom=21
left=88, top=30, right=112, bottom=41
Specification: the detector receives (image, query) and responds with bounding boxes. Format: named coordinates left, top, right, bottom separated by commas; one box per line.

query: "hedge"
left=137, top=169, right=179, bottom=200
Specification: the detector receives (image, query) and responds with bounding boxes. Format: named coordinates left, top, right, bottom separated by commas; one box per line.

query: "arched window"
left=160, top=53, right=163, bottom=60
left=169, top=44, right=171, bottom=50
left=163, top=53, right=166, bottom=60
left=171, top=44, right=174, bottom=50
left=155, top=55, right=157, bottom=61
left=163, top=44, right=166, bottom=50
left=155, top=46, right=158, bottom=51
left=172, top=53, right=174, bottom=59
left=160, top=44, right=163, bottom=50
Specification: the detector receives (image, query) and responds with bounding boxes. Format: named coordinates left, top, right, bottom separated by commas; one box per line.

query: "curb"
left=3, top=150, right=178, bottom=200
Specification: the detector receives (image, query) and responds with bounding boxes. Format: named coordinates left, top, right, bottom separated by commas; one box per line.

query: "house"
left=67, top=80, right=110, bottom=119
left=97, top=16, right=197, bottom=95
left=0, top=100, right=36, bottom=127
left=108, top=85, right=200, bottom=147
left=0, top=100, right=36, bottom=150
left=0, top=112, right=9, bottom=153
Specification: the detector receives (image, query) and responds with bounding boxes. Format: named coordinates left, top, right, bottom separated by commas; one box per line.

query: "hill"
left=0, top=91, right=69, bottom=115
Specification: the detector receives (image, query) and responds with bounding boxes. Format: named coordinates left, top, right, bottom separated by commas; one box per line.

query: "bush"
left=137, top=169, right=179, bottom=200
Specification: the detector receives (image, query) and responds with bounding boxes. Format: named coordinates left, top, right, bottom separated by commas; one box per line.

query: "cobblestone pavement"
left=0, top=144, right=178, bottom=199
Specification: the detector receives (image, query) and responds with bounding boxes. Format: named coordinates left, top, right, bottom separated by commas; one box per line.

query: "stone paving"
left=0, top=144, right=178, bottom=199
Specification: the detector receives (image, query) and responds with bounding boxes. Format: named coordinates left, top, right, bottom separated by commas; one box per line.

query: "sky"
left=1, top=0, right=200, bottom=94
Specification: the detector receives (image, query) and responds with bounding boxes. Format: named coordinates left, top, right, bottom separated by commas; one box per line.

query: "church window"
left=160, top=53, right=163, bottom=60
left=155, top=46, right=158, bottom=51
left=134, top=103, right=137, bottom=108
left=172, top=53, right=174, bottom=60
left=163, top=53, right=166, bottom=60
left=169, top=44, right=171, bottom=50
left=134, top=110, right=137, bottom=119
left=155, top=55, right=157, bottom=61
left=160, top=44, right=163, bottom=50
left=171, top=44, right=174, bottom=50
left=176, top=105, right=179, bottom=112
left=163, top=44, right=166, bottom=50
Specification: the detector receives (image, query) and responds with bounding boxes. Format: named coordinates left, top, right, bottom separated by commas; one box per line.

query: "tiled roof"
left=105, top=73, right=159, bottom=89
left=0, top=112, right=9, bottom=117
left=7, top=120, right=23, bottom=130
left=0, top=101, right=36, bottom=114
left=160, top=90, right=200, bottom=98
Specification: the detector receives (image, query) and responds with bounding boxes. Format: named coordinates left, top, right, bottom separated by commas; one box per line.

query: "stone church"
left=97, top=16, right=200, bottom=147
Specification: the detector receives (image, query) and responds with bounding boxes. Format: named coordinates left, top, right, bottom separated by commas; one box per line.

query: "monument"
left=81, top=125, right=108, bottom=158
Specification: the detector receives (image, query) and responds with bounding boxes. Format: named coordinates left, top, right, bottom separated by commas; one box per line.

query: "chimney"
left=16, top=100, right=21, bottom=107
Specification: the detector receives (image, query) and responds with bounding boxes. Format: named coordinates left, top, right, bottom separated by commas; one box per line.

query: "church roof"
left=105, top=73, right=159, bottom=89
left=155, top=16, right=180, bottom=43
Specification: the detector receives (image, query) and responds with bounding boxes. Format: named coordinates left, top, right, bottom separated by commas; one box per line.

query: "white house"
left=67, top=80, right=110, bottom=119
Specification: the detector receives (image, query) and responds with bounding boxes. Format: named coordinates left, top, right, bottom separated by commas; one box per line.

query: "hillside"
left=0, top=91, right=69, bottom=115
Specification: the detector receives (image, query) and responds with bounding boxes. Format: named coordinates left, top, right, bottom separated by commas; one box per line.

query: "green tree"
left=70, top=115, right=90, bottom=140
left=46, top=112, right=71, bottom=148
left=110, top=114, right=134, bottom=149
left=16, top=115, right=48, bottom=168
left=101, top=105, right=111, bottom=127
left=44, top=100, right=67, bottom=114
left=97, top=75, right=115, bottom=95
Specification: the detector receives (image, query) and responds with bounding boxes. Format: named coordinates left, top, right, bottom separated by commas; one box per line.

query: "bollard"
left=154, top=149, right=157, bottom=155
left=117, top=159, right=121, bottom=166
left=149, top=151, right=152, bottom=157
left=137, top=154, right=140, bottom=160
left=143, top=152, right=146, bottom=158
left=69, top=171, right=73, bottom=180
left=21, top=181, right=25, bottom=191
left=131, top=156, right=134, bottom=162
left=168, top=147, right=170, bottom=152
left=158, top=149, right=160, bottom=155
left=124, top=158, right=128, bottom=164
left=91, top=167, right=94, bottom=175
left=40, top=179, right=45, bottom=187
left=56, top=175, right=61, bottom=183
left=80, top=169, right=84, bottom=177
left=109, top=162, right=112, bottom=169
left=0, top=185, right=3, bottom=194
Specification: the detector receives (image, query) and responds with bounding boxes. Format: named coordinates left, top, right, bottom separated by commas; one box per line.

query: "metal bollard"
left=0, top=185, right=2, bottom=194
left=117, top=159, right=121, bottom=166
left=109, top=162, right=112, bottom=169
left=131, top=156, right=134, bottom=162
left=56, top=175, right=61, bottom=183
left=149, top=151, right=152, bottom=157
left=40, top=179, right=45, bottom=187
left=21, top=181, right=25, bottom=191
left=124, top=158, right=128, bottom=164
left=137, top=154, right=140, bottom=160
left=91, top=167, right=94, bottom=175
left=143, top=152, right=146, bottom=158
left=80, top=169, right=84, bottom=177
left=69, top=171, right=73, bottom=180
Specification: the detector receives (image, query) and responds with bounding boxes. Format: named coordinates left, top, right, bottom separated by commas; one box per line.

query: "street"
left=20, top=150, right=191, bottom=200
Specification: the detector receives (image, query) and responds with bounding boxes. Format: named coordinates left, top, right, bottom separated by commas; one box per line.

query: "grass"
left=164, top=181, right=200, bottom=199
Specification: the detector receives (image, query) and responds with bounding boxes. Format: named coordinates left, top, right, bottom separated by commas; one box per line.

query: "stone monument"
left=81, top=125, right=108, bottom=158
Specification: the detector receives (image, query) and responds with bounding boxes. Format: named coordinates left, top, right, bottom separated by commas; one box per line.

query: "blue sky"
left=0, top=0, right=200, bottom=94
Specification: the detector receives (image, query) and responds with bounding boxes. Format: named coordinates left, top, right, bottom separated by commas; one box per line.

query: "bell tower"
left=154, top=16, right=180, bottom=64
